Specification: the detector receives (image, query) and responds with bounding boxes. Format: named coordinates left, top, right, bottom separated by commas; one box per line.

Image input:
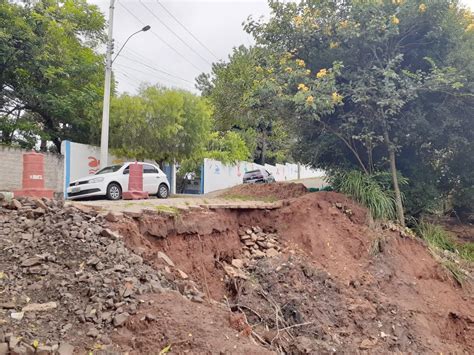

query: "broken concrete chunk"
left=0, top=343, right=8, bottom=355
left=22, top=302, right=57, bottom=312
left=113, top=312, right=130, bottom=327
left=177, top=269, right=188, bottom=279
left=10, top=199, right=22, bottom=210
left=231, top=259, right=244, bottom=269
left=10, top=312, right=24, bottom=320
left=57, top=342, right=74, bottom=355
left=104, top=211, right=123, bottom=222
left=21, top=257, right=41, bottom=267
left=252, top=250, right=266, bottom=258
left=101, top=228, right=121, bottom=240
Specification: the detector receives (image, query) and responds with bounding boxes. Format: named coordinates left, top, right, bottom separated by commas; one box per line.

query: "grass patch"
left=415, top=221, right=473, bottom=284
left=154, top=205, right=180, bottom=215
left=221, top=194, right=278, bottom=203
left=458, top=242, right=474, bottom=262
left=415, top=222, right=457, bottom=252
left=331, top=171, right=396, bottom=220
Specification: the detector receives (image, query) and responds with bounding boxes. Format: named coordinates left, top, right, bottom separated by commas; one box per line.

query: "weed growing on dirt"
left=222, top=194, right=278, bottom=203
left=458, top=243, right=474, bottom=262
left=442, top=260, right=465, bottom=286
left=416, top=222, right=457, bottom=252
left=369, top=236, right=385, bottom=255
left=415, top=221, right=473, bottom=284
left=330, top=170, right=396, bottom=220
left=154, top=205, right=180, bottom=215
left=415, top=222, right=474, bottom=261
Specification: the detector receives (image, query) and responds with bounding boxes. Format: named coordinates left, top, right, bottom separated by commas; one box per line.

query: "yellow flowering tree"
left=242, top=0, right=473, bottom=223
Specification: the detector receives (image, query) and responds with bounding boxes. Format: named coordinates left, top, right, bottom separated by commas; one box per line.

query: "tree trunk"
left=383, top=129, right=405, bottom=226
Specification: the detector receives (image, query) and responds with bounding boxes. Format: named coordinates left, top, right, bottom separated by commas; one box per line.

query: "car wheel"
left=157, top=183, right=169, bottom=199
left=106, top=182, right=122, bottom=200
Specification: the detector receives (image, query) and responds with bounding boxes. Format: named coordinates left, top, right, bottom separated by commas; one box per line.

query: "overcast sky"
left=89, top=0, right=474, bottom=95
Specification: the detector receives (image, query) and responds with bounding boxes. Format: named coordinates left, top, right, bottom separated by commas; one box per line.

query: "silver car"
left=243, top=168, right=276, bottom=184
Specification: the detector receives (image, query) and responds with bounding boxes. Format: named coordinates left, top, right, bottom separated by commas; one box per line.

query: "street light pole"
left=99, top=0, right=150, bottom=168
left=99, top=0, right=115, bottom=169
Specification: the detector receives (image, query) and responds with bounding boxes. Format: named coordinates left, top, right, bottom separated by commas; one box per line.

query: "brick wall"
left=0, top=146, right=64, bottom=194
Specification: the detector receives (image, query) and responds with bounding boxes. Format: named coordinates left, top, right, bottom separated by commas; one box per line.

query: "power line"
left=118, top=53, right=194, bottom=84
left=114, top=63, right=195, bottom=90
left=139, top=0, right=213, bottom=66
left=114, top=71, right=142, bottom=91
left=118, top=1, right=204, bottom=72
left=156, top=0, right=218, bottom=60
left=138, top=5, right=211, bottom=67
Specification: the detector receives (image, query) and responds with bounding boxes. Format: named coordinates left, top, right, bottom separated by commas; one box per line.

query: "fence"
left=200, top=158, right=325, bottom=194
left=1, top=141, right=326, bottom=197
left=61, top=141, right=175, bottom=196
left=0, top=145, right=64, bottom=196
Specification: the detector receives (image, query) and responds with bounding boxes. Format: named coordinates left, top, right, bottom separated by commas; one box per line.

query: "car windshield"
left=245, top=170, right=261, bottom=175
left=95, top=164, right=123, bottom=175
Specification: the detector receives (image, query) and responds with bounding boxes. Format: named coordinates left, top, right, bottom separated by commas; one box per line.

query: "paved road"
left=68, top=177, right=327, bottom=214
left=68, top=195, right=281, bottom=214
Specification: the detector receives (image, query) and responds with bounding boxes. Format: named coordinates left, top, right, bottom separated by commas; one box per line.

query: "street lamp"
left=112, top=25, right=151, bottom=63
left=99, top=0, right=150, bottom=168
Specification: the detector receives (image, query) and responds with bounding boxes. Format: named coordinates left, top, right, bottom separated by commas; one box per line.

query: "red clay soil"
left=111, top=191, right=473, bottom=353
left=112, top=291, right=272, bottom=354
left=221, top=182, right=309, bottom=200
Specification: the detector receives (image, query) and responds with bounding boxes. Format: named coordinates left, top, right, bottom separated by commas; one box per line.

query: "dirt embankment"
left=112, top=191, right=473, bottom=354
left=220, top=182, right=309, bottom=200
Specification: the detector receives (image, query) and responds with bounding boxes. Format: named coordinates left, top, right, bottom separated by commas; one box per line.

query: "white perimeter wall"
left=202, top=158, right=324, bottom=194
left=61, top=141, right=125, bottom=192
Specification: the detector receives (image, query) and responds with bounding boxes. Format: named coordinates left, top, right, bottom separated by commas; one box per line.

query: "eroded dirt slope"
left=111, top=191, right=473, bottom=353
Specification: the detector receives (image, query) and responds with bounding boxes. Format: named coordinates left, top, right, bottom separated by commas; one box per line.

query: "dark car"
left=243, top=168, right=276, bottom=184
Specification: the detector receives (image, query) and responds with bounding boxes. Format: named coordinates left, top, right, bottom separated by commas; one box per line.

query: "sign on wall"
left=61, top=141, right=125, bottom=196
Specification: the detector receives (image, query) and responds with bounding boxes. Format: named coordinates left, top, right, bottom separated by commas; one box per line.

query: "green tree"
left=0, top=0, right=105, bottom=151
left=110, top=86, right=213, bottom=163
left=197, top=45, right=292, bottom=165
left=244, top=0, right=473, bottom=224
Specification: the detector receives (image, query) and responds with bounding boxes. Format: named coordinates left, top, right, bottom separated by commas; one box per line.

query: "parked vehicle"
left=243, top=168, right=276, bottom=184
left=67, top=162, right=170, bottom=200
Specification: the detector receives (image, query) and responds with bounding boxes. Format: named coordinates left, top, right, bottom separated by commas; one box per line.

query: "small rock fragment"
left=266, top=248, right=279, bottom=258
left=157, top=251, right=175, bottom=267
left=177, top=269, right=188, bottom=279
left=0, top=343, right=8, bottom=355
left=231, top=259, right=244, bottom=269
left=10, top=199, right=22, bottom=210
left=113, top=312, right=130, bottom=327
left=57, top=342, right=74, bottom=355
left=10, top=312, right=24, bottom=320
left=22, top=302, right=57, bottom=312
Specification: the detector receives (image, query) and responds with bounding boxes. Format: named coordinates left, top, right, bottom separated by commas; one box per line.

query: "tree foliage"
left=238, top=0, right=474, bottom=221
left=110, top=86, right=249, bottom=168
left=197, top=46, right=293, bottom=165
left=0, top=0, right=106, bottom=150
left=110, top=86, right=213, bottom=163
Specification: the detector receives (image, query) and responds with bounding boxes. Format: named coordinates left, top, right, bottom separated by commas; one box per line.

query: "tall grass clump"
left=415, top=221, right=457, bottom=252
left=331, top=170, right=396, bottom=220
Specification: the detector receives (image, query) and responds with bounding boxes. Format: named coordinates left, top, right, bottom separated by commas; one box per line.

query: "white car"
left=67, top=162, right=170, bottom=200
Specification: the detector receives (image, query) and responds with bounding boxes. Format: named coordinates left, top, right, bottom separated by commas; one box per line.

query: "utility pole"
left=100, top=0, right=115, bottom=169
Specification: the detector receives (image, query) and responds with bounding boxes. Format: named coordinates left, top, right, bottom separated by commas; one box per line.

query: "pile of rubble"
left=239, top=226, right=281, bottom=259
left=0, top=197, right=169, bottom=354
